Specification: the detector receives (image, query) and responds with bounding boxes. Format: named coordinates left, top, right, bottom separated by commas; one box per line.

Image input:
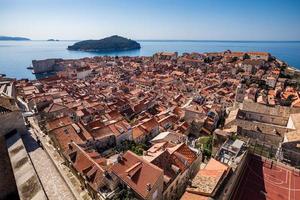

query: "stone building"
left=143, top=142, right=201, bottom=200
left=281, top=112, right=300, bottom=166
left=226, top=101, right=291, bottom=145
left=0, top=80, right=26, bottom=137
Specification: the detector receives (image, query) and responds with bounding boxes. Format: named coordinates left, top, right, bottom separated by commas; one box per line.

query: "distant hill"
left=67, top=35, right=141, bottom=52
left=47, top=39, right=60, bottom=41
left=0, top=36, right=30, bottom=41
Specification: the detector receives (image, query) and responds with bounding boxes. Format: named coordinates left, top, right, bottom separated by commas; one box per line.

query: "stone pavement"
left=27, top=117, right=92, bottom=200
left=6, top=131, right=47, bottom=200
left=22, top=129, right=75, bottom=200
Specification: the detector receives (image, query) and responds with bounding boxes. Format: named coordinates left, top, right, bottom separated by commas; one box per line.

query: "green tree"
left=195, top=136, right=213, bottom=158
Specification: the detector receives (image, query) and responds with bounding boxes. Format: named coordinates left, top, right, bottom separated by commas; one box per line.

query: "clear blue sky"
left=0, top=0, right=300, bottom=40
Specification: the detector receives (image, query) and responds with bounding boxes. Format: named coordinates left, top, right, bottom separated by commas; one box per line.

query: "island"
left=47, top=39, right=60, bottom=41
left=67, top=35, right=141, bottom=52
left=0, top=36, right=30, bottom=41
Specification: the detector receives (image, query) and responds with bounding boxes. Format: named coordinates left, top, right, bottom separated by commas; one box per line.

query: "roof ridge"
left=72, top=142, right=105, bottom=172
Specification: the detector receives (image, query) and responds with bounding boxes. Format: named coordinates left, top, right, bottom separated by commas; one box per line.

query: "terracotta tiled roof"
left=144, top=142, right=198, bottom=189
left=133, top=101, right=147, bottom=113
left=132, top=125, right=147, bottom=141
left=180, top=191, right=209, bottom=200
left=77, top=122, right=93, bottom=141
left=44, top=103, right=68, bottom=113
left=30, top=94, right=53, bottom=104
left=247, top=52, right=270, bottom=56
left=107, top=110, right=123, bottom=120
left=86, top=119, right=105, bottom=131
left=50, top=124, right=85, bottom=152
left=111, top=151, right=163, bottom=199
left=47, top=116, right=73, bottom=131
left=66, top=142, right=107, bottom=191
left=108, top=119, right=131, bottom=137
left=140, top=118, right=159, bottom=133
left=158, top=114, right=178, bottom=126
left=173, top=143, right=198, bottom=166
left=90, top=126, right=115, bottom=140
left=225, top=52, right=245, bottom=58
left=242, top=59, right=265, bottom=66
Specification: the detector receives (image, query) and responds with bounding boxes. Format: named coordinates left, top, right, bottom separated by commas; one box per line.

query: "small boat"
left=27, top=65, right=33, bottom=70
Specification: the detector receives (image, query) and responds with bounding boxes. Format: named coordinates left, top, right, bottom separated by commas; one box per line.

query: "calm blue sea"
left=1, top=40, right=300, bottom=80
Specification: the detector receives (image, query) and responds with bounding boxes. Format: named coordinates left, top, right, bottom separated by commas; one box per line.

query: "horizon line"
left=8, top=39, right=300, bottom=43
left=1, top=35, right=300, bottom=42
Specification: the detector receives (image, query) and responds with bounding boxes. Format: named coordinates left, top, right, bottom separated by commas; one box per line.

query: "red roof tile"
left=111, top=151, right=163, bottom=199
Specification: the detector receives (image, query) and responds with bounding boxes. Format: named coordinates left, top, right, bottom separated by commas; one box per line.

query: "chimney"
left=68, top=142, right=73, bottom=150
left=146, top=183, right=152, bottom=192
left=103, top=170, right=110, bottom=178
left=64, top=128, right=68, bottom=134
left=117, top=153, right=123, bottom=163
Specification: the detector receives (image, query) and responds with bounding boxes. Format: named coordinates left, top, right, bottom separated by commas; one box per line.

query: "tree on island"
left=244, top=53, right=250, bottom=60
